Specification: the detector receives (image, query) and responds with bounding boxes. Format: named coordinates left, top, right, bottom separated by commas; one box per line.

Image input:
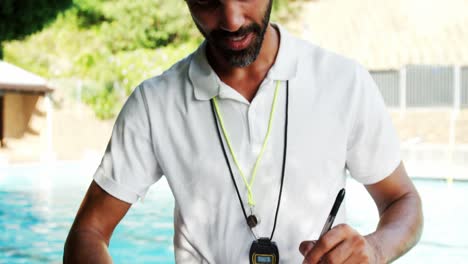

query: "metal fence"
left=406, top=65, right=454, bottom=107
left=370, top=65, right=468, bottom=109
left=462, top=67, right=468, bottom=107
left=370, top=70, right=399, bottom=107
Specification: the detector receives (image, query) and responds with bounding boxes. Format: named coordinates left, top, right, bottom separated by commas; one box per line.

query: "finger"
left=342, top=252, right=361, bottom=264
left=321, top=236, right=354, bottom=264
left=343, top=237, right=372, bottom=264
left=303, top=236, right=342, bottom=263
left=299, top=240, right=317, bottom=256
left=303, top=224, right=353, bottom=263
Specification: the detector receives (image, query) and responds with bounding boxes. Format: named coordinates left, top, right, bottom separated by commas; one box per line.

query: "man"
left=64, top=0, right=423, bottom=263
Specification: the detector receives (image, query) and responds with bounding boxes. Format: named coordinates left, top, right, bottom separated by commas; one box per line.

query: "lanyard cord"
left=212, top=81, right=280, bottom=208
left=210, top=80, right=289, bottom=241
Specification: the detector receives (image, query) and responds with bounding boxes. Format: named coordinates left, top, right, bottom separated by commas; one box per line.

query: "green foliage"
left=0, top=0, right=72, bottom=57
left=3, top=0, right=299, bottom=119
left=109, top=43, right=198, bottom=94
left=98, top=0, right=198, bottom=52
left=73, top=0, right=110, bottom=28
left=81, top=80, right=122, bottom=120
left=272, top=0, right=300, bottom=22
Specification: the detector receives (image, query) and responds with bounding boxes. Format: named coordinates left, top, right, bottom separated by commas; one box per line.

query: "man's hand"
left=299, top=224, right=382, bottom=264
left=299, top=162, right=423, bottom=264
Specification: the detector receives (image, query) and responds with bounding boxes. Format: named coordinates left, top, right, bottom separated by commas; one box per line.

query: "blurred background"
left=0, top=0, right=467, bottom=263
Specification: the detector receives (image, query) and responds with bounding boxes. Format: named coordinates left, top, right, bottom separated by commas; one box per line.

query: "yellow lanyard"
left=212, top=81, right=281, bottom=208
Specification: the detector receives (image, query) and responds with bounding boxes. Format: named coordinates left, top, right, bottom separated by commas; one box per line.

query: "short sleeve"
left=345, top=65, right=401, bottom=185
left=93, top=86, right=163, bottom=203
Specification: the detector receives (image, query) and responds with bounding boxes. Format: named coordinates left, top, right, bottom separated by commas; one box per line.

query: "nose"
left=219, top=1, right=245, bottom=32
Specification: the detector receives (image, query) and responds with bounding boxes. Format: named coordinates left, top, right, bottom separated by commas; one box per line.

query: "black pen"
left=319, top=188, right=346, bottom=238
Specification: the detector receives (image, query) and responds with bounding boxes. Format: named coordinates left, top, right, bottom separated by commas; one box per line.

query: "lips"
left=222, top=32, right=254, bottom=51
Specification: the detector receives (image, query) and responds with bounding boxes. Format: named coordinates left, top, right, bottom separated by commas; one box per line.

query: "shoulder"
left=287, top=33, right=378, bottom=113
left=138, top=53, right=194, bottom=97
left=293, top=35, right=360, bottom=78
left=290, top=35, right=370, bottom=94
left=117, top=52, right=196, bottom=121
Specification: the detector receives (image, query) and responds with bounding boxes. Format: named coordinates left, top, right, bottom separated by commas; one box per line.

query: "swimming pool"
left=1, top=161, right=467, bottom=263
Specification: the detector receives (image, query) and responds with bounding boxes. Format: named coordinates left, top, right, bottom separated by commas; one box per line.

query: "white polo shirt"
left=94, top=25, right=401, bottom=263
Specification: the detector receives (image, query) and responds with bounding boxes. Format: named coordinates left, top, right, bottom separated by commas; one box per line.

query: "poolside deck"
left=1, top=99, right=466, bottom=180
left=0, top=101, right=114, bottom=164
left=391, top=109, right=468, bottom=144
left=390, top=109, right=468, bottom=181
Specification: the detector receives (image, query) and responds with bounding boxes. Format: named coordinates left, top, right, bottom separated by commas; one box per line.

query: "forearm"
left=63, top=228, right=113, bottom=264
left=365, top=191, right=423, bottom=263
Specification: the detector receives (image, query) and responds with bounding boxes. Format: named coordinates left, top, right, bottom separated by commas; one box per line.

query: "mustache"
left=210, top=23, right=262, bottom=39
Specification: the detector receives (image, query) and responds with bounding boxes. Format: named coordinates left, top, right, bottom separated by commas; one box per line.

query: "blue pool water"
left=1, top=161, right=467, bottom=263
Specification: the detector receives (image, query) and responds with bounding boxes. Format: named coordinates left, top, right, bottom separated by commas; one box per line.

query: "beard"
left=195, top=0, right=273, bottom=67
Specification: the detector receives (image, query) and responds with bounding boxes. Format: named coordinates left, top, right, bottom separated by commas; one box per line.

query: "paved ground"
left=391, top=109, right=468, bottom=144
left=0, top=102, right=114, bottom=163
left=2, top=103, right=467, bottom=163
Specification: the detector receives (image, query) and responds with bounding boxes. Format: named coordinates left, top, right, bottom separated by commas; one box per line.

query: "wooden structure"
left=0, top=61, right=54, bottom=147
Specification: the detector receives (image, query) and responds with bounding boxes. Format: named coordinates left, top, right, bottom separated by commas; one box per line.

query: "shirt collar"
left=189, top=24, right=298, bottom=101
left=267, top=24, right=298, bottom=81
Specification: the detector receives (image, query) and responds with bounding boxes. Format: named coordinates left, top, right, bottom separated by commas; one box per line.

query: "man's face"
left=186, top=0, right=273, bottom=67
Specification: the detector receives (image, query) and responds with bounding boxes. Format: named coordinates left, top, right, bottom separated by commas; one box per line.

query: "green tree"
left=2, top=0, right=299, bottom=119
left=0, top=0, right=72, bottom=58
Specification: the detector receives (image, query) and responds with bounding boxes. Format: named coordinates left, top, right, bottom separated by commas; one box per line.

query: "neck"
left=207, top=24, right=280, bottom=101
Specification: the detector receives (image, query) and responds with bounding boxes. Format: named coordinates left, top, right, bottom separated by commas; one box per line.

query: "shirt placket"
left=247, top=79, right=274, bottom=175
